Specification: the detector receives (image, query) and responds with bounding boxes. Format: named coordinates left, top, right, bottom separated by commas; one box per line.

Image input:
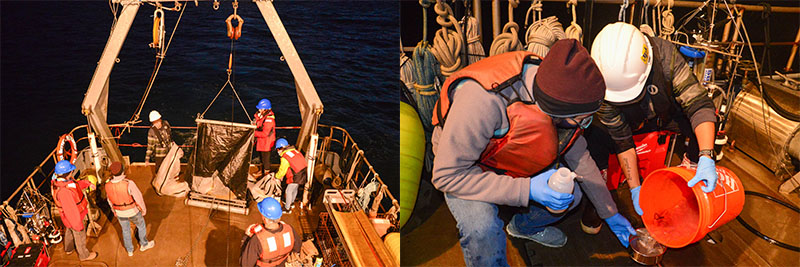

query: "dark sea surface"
left=1, top=1, right=399, bottom=199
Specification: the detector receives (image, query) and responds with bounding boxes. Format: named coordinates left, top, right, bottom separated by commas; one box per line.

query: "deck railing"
left=2, top=122, right=398, bottom=227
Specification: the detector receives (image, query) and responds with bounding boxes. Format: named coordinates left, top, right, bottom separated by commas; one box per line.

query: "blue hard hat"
left=275, top=138, right=289, bottom=149
left=54, top=160, right=76, bottom=175
left=257, top=197, right=282, bottom=220
left=256, top=99, right=272, bottom=110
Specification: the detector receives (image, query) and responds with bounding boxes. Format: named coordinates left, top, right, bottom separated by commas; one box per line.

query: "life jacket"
left=255, top=111, right=277, bottom=150
left=280, top=147, right=307, bottom=182
left=432, top=51, right=560, bottom=177
left=613, top=36, right=680, bottom=131
left=52, top=179, right=88, bottom=214
left=105, top=180, right=137, bottom=211
left=254, top=222, right=295, bottom=267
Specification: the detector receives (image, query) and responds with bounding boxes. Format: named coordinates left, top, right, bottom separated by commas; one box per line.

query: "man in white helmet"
left=145, top=110, right=174, bottom=173
left=585, top=22, right=718, bottom=221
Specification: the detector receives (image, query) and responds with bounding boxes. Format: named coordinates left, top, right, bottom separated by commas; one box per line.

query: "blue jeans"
left=444, top=183, right=582, bottom=267
left=117, top=212, right=149, bottom=252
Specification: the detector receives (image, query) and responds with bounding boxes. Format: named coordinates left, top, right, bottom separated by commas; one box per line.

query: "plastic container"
left=546, top=167, right=576, bottom=213
left=639, top=166, right=744, bottom=248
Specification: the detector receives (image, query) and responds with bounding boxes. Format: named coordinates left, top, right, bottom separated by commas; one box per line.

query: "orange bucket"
left=639, top=166, right=744, bottom=248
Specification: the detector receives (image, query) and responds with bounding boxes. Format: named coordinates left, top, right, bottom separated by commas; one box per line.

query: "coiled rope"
left=431, top=1, right=464, bottom=77
left=660, top=0, right=675, bottom=38
left=565, top=0, right=583, bottom=43
left=412, top=0, right=441, bottom=130
left=464, top=15, right=486, bottom=65
left=490, top=0, right=522, bottom=56
left=525, top=16, right=566, bottom=57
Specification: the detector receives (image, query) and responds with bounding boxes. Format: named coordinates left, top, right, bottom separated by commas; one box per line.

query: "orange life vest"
left=254, top=222, right=295, bottom=267
left=280, top=148, right=307, bottom=182
left=432, top=51, right=559, bottom=177
left=105, top=180, right=137, bottom=211
left=52, top=180, right=88, bottom=214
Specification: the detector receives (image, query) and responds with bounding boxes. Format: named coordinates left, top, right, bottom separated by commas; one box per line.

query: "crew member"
left=52, top=160, right=98, bottom=261
left=254, top=98, right=277, bottom=176
left=431, top=39, right=636, bottom=266
left=585, top=22, right=718, bottom=221
left=274, top=138, right=307, bottom=214
left=240, top=197, right=301, bottom=267
left=105, top=162, right=154, bottom=256
left=145, top=110, right=174, bottom=173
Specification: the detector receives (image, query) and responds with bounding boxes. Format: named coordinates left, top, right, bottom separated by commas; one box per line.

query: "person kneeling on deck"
left=274, top=138, right=307, bottom=214
left=582, top=23, right=718, bottom=226
left=145, top=110, right=174, bottom=173
left=51, top=160, right=98, bottom=261
left=431, top=40, right=636, bottom=266
left=105, top=162, right=154, bottom=257
left=253, top=98, right=277, bottom=176
left=240, top=197, right=301, bottom=267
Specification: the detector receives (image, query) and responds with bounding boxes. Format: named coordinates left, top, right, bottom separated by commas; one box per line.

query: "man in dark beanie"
left=105, top=162, right=154, bottom=256
left=430, top=39, right=635, bottom=266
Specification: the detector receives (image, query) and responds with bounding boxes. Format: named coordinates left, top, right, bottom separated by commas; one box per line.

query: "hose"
left=735, top=191, right=800, bottom=252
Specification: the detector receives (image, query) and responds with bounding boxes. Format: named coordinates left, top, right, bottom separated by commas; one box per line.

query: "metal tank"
left=726, top=75, right=800, bottom=176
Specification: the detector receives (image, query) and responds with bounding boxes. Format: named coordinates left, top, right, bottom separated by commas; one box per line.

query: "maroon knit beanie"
left=533, top=39, right=606, bottom=117
left=110, top=162, right=124, bottom=176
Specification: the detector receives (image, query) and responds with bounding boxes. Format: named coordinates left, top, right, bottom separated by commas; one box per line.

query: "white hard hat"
left=590, top=22, right=653, bottom=103
left=149, top=110, right=162, bottom=122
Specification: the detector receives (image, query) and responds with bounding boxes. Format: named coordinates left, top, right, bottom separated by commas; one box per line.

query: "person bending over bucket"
left=430, top=39, right=636, bottom=266
left=582, top=23, right=718, bottom=225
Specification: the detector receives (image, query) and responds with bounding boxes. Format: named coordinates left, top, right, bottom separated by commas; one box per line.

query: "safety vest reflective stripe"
left=281, top=149, right=307, bottom=174
left=255, top=222, right=294, bottom=267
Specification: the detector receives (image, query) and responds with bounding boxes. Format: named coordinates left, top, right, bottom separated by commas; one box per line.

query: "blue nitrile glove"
left=604, top=213, right=637, bottom=248
left=631, top=186, right=643, bottom=216
left=530, top=169, right=574, bottom=211
left=687, top=157, right=718, bottom=193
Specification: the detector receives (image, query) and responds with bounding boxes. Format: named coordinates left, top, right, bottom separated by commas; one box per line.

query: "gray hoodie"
left=431, top=64, right=618, bottom=218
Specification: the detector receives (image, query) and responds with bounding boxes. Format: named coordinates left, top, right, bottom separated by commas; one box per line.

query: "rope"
left=490, top=0, right=522, bottom=56
left=463, top=15, right=486, bottom=65
left=525, top=0, right=543, bottom=28
left=565, top=0, right=582, bottom=43
left=129, top=4, right=187, bottom=128
left=525, top=16, right=566, bottom=57
left=660, top=0, right=675, bottom=38
left=431, top=1, right=464, bottom=77
left=400, top=53, right=416, bottom=94
left=618, top=0, right=629, bottom=22
left=200, top=2, right=249, bottom=121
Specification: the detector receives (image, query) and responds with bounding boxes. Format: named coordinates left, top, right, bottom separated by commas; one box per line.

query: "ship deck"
left=46, top=164, right=323, bottom=266
left=402, top=147, right=800, bottom=266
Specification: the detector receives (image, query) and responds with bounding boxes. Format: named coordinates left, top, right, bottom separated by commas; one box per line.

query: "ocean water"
left=1, top=1, right=399, bottom=199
